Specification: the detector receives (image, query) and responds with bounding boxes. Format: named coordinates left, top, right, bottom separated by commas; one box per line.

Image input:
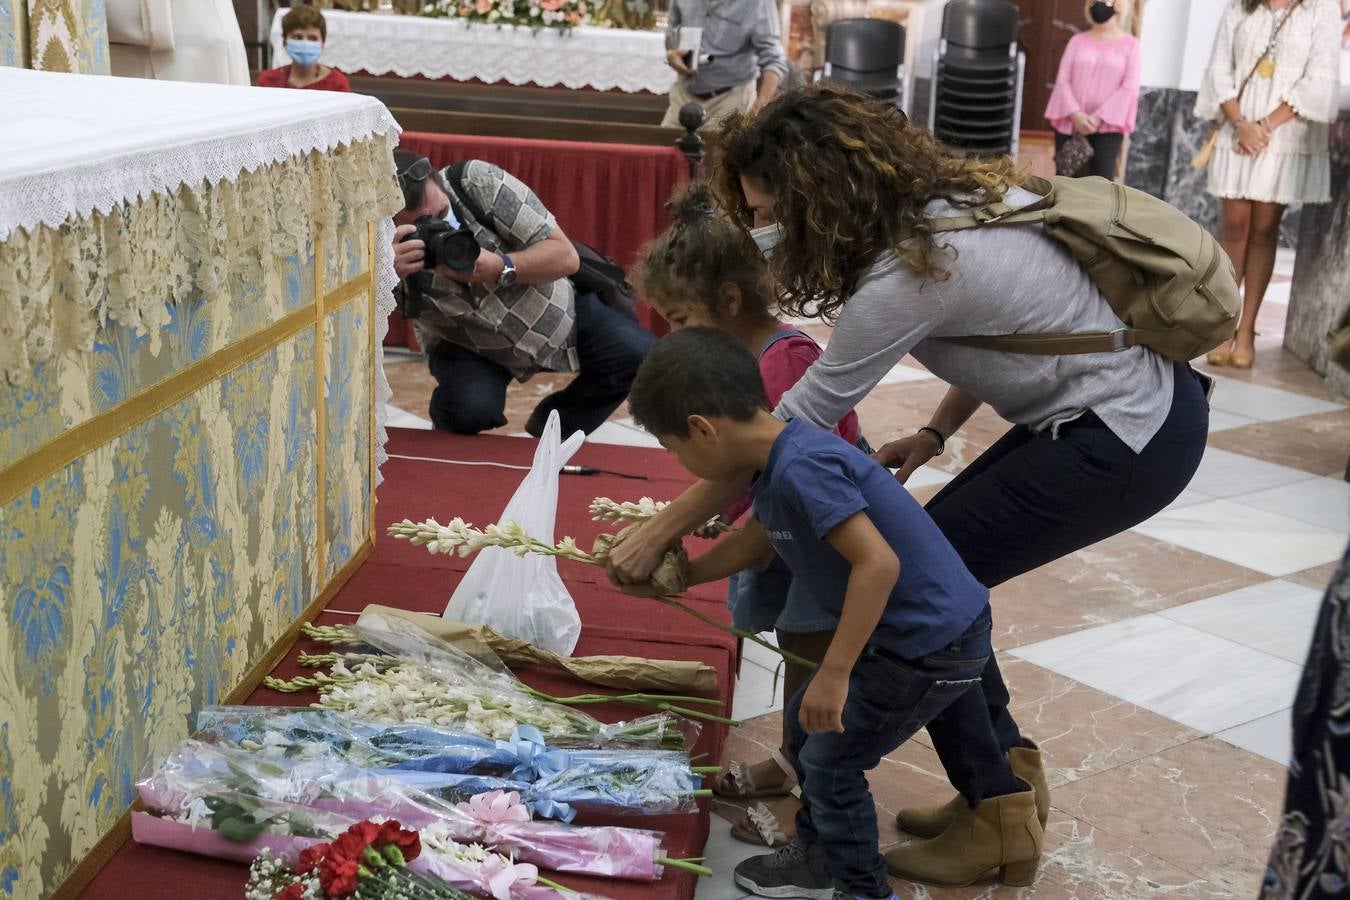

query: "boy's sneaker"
left=734, top=839, right=834, bottom=900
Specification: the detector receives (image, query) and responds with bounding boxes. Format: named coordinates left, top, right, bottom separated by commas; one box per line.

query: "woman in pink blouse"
left=1044, top=0, right=1142, bottom=178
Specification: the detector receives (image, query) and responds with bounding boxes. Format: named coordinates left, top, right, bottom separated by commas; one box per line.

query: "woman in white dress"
left=1196, top=0, right=1340, bottom=368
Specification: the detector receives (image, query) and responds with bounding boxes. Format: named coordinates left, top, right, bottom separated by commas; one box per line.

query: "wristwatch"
left=497, top=254, right=518, bottom=288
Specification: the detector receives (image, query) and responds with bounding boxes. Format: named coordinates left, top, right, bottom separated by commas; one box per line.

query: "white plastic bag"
left=443, top=410, right=584, bottom=655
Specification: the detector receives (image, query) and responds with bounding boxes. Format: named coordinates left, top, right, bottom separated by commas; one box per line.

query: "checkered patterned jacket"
left=412, top=161, right=578, bottom=378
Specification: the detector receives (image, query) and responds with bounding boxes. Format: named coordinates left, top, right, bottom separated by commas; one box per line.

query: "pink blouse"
left=1044, top=32, right=1142, bottom=135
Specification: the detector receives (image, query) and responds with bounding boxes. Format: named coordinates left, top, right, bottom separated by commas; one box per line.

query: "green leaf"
left=217, top=815, right=269, bottom=842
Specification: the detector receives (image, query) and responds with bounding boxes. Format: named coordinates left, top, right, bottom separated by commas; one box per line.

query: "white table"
left=269, top=8, right=675, bottom=94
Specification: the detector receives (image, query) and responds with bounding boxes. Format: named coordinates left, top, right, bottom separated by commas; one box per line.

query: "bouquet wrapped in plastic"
left=195, top=707, right=710, bottom=819
left=264, top=611, right=721, bottom=749
left=138, top=739, right=700, bottom=880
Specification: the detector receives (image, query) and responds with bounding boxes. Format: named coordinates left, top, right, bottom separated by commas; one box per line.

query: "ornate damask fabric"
left=24, top=0, right=109, bottom=72
left=0, top=137, right=400, bottom=897
left=0, top=0, right=28, bottom=66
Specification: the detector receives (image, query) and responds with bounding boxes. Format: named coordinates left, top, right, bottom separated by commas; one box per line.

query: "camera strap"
left=443, top=162, right=519, bottom=252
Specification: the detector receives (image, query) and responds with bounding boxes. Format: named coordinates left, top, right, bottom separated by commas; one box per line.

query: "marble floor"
left=386, top=250, right=1350, bottom=897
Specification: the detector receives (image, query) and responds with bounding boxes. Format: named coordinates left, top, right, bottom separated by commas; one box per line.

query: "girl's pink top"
left=1044, top=32, right=1142, bottom=135
left=724, top=327, right=862, bottom=523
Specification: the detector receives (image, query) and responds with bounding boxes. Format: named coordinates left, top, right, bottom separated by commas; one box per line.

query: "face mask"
left=1088, top=2, right=1115, bottom=24
left=750, top=222, right=783, bottom=258
left=286, top=38, right=323, bottom=67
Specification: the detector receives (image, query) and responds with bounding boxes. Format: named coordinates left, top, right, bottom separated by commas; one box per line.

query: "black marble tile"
left=1125, top=87, right=1178, bottom=198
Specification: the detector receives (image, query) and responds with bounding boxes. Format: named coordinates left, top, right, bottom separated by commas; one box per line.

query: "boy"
left=623, top=328, right=1042, bottom=896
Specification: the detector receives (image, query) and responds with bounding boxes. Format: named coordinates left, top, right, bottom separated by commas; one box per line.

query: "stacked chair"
left=820, top=18, right=906, bottom=104
left=928, top=0, right=1024, bottom=157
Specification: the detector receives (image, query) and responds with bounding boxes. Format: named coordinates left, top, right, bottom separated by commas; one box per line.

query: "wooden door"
left=1014, top=0, right=1087, bottom=132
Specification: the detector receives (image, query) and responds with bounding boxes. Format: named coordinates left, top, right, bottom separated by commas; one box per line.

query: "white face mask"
left=750, top=222, right=783, bottom=258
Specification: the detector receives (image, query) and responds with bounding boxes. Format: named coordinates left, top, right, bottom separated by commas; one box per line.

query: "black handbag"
left=1055, top=134, right=1094, bottom=177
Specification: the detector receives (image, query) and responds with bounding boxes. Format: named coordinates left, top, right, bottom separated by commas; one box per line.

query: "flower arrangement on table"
left=420, top=0, right=592, bottom=32
left=262, top=613, right=730, bottom=748
left=195, top=708, right=717, bottom=819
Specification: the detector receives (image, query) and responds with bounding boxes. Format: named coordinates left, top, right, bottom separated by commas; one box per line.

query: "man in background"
left=662, top=0, right=789, bottom=129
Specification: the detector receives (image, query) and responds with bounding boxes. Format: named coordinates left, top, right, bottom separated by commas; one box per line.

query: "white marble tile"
left=1165, top=488, right=1216, bottom=511
left=1185, top=447, right=1318, bottom=499
left=1160, top=579, right=1321, bottom=663
left=1216, top=709, right=1293, bottom=765
left=587, top=420, right=664, bottom=449
left=733, top=660, right=786, bottom=721
left=1234, top=477, right=1350, bottom=535
left=1207, top=409, right=1261, bottom=433
left=694, top=817, right=757, bottom=900
left=903, top=464, right=956, bottom=490
left=1010, top=614, right=1301, bottom=734
left=384, top=404, right=433, bottom=430
left=1134, top=499, right=1347, bottom=577
left=1206, top=374, right=1344, bottom=423
left=878, top=361, right=936, bottom=386
left=741, top=633, right=785, bottom=672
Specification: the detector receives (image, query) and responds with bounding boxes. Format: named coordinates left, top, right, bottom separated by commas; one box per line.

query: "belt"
left=690, top=85, right=735, bottom=100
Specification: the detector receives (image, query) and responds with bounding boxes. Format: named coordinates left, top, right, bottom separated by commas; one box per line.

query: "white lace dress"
left=1195, top=0, right=1341, bottom=205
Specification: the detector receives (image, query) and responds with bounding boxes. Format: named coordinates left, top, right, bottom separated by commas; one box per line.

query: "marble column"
left=1286, top=114, right=1350, bottom=400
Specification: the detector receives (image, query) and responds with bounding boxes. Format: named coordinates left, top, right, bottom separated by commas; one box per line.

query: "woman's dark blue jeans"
left=921, top=362, right=1211, bottom=806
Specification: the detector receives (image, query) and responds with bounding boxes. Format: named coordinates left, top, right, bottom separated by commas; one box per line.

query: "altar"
left=0, top=68, right=402, bottom=898
left=269, top=7, right=674, bottom=94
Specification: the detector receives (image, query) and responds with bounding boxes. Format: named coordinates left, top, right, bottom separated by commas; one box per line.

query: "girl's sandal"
left=712, top=749, right=797, bottom=801
left=729, top=792, right=799, bottom=849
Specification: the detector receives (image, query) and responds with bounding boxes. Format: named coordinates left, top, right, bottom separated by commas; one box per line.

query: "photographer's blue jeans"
left=786, top=608, right=992, bottom=897
left=427, top=292, right=655, bottom=435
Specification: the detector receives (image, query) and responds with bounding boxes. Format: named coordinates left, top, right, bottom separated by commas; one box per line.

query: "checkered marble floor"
left=388, top=250, right=1350, bottom=898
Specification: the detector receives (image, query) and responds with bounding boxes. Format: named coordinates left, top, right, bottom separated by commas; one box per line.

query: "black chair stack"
left=929, top=0, right=1023, bottom=157
left=821, top=18, right=906, bottom=103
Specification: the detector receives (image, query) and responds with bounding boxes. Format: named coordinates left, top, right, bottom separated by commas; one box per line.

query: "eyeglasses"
left=396, top=157, right=433, bottom=200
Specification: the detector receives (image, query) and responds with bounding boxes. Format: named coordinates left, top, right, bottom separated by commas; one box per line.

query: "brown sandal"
left=712, top=749, right=796, bottom=801
left=729, top=799, right=795, bottom=848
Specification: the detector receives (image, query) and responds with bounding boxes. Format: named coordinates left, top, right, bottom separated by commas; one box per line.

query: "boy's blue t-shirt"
left=750, top=419, right=989, bottom=659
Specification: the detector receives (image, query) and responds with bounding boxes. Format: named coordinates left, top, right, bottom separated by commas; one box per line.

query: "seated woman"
left=256, top=6, right=351, bottom=92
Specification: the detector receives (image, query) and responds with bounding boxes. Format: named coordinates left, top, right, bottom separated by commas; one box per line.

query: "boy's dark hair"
left=637, top=181, right=773, bottom=322
left=628, top=327, right=768, bottom=438
left=281, top=5, right=327, bottom=40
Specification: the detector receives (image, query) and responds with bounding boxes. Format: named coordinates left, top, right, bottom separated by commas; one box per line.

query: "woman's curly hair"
left=710, top=83, right=1027, bottom=321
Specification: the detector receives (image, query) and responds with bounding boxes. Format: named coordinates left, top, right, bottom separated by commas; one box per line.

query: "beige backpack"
left=931, top=175, right=1241, bottom=361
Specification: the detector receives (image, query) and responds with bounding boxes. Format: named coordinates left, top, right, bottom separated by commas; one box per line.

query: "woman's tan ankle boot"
left=894, top=740, right=1050, bottom=838
left=884, top=778, right=1044, bottom=887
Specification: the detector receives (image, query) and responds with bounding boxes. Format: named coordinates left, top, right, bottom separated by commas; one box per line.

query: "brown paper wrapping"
left=356, top=604, right=716, bottom=693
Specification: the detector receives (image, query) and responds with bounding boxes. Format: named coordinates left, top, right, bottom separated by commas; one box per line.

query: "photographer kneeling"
left=392, top=150, right=655, bottom=436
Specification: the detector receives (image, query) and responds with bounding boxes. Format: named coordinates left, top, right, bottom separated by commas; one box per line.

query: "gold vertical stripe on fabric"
left=315, top=237, right=329, bottom=586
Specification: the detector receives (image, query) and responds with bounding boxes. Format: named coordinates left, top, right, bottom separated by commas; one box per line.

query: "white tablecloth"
left=269, top=8, right=675, bottom=94
left=0, top=66, right=403, bottom=477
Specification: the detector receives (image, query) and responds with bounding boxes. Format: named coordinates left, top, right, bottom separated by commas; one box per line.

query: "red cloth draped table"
left=389, top=132, right=684, bottom=347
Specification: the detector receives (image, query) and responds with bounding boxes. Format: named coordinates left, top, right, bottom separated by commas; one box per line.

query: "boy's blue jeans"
left=785, top=607, right=993, bottom=897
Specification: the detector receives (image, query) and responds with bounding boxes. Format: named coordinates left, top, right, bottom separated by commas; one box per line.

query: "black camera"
left=411, top=215, right=480, bottom=273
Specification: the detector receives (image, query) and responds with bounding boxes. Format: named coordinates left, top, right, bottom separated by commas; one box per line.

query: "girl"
left=639, top=181, right=868, bottom=849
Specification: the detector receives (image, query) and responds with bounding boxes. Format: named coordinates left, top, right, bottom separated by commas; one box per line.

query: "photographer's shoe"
left=734, top=839, right=834, bottom=900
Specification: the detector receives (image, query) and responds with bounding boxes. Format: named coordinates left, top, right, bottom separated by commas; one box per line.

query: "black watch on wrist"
left=497, top=254, right=518, bottom=288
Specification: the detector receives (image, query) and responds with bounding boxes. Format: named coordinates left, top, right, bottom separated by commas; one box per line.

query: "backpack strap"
left=758, top=327, right=813, bottom=359
left=929, top=176, right=1057, bottom=234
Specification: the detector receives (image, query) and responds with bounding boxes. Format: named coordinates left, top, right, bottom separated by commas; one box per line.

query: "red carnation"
left=319, top=854, right=361, bottom=898
left=297, top=842, right=330, bottom=872
left=377, top=821, right=422, bottom=862
left=350, top=821, right=381, bottom=846
left=276, top=883, right=306, bottom=900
